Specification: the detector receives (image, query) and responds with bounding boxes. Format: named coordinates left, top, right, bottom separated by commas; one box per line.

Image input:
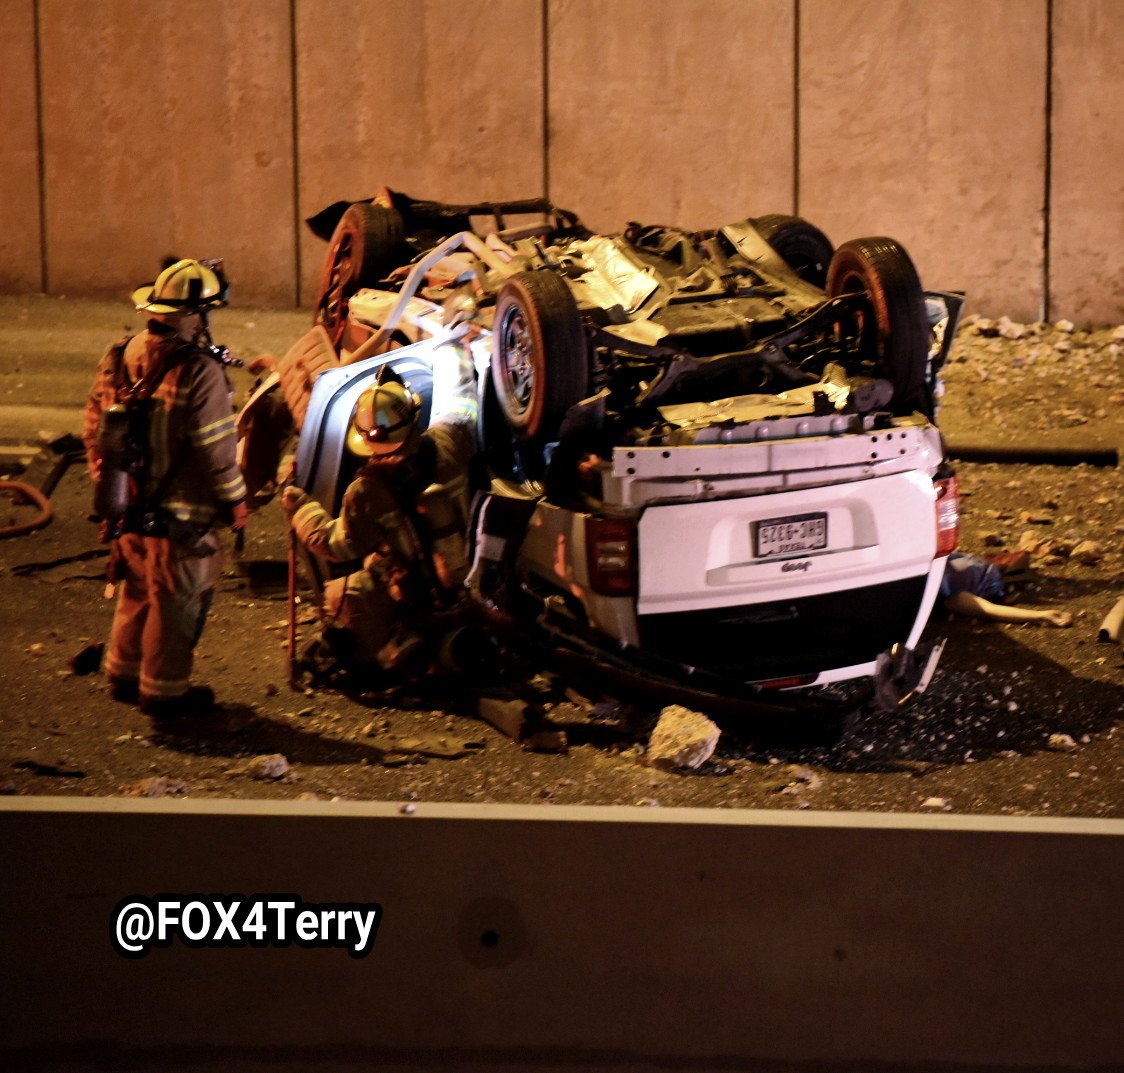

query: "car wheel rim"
left=500, top=307, right=534, bottom=414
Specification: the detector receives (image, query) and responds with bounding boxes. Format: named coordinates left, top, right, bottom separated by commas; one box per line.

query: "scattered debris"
left=228, top=753, right=292, bottom=780
left=522, top=729, right=568, bottom=754
left=68, top=642, right=104, bottom=676
left=476, top=693, right=530, bottom=740
left=12, top=759, right=86, bottom=778
left=118, top=776, right=189, bottom=798
left=1069, top=540, right=1102, bottom=565
left=777, top=765, right=824, bottom=794
left=1047, top=733, right=1079, bottom=752
left=997, top=316, right=1026, bottom=340
left=920, top=797, right=951, bottom=811
left=645, top=705, right=721, bottom=770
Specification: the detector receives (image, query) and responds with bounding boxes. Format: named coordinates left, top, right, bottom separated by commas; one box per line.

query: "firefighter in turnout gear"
left=84, top=258, right=248, bottom=717
left=281, top=344, right=477, bottom=679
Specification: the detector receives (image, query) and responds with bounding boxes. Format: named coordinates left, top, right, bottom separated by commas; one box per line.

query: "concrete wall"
left=1, top=0, right=1121, bottom=321
left=294, top=0, right=545, bottom=305
left=0, top=0, right=42, bottom=293
left=547, top=0, right=794, bottom=235
left=1050, top=0, right=1124, bottom=325
left=36, top=0, right=296, bottom=307
left=800, top=0, right=1047, bottom=324
left=2, top=799, right=1123, bottom=1072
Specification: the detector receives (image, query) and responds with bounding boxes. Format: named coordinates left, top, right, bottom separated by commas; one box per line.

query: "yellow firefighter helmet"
left=346, top=375, right=422, bottom=458
left=132, top=258, right=229, bottom=314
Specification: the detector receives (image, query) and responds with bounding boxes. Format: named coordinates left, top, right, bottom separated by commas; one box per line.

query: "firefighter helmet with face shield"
left=346, top=371, right=422, bottom=458
left=132, top=258, right=229, bottom=314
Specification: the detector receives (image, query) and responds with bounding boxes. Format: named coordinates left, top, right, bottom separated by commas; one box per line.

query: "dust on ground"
left=0, top=298, right=1122, bottom=815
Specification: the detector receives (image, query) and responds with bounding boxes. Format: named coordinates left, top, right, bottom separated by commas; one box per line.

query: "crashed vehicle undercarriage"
left=240, top=189, right=964, bottom=720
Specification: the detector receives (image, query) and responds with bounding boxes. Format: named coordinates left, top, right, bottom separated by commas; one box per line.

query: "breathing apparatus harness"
left=93, top=315, right=240, bottom=542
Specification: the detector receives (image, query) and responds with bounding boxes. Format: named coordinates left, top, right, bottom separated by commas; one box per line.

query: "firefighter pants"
left=104, top=531, right=220, bottom=700
left=321, top=568, right=423, bottom=671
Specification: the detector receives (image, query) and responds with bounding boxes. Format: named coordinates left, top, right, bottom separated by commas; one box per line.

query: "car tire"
left=315, top=202, right=406, bottom=348
left=752, top=214, right=834, bottom=288
left=491, top=270, right=588, bottom=442
left=826, top=237, right=931, bottom=417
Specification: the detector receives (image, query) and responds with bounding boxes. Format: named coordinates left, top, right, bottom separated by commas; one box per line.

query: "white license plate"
left=755, top=512, right=828, bottom=558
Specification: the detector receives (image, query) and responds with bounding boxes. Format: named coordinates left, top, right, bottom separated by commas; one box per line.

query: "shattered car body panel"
left=259, top=191, right=965, bottom=715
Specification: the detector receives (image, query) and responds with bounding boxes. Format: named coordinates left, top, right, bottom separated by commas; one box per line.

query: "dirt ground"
left=1, top=297, right=1122, bottom=815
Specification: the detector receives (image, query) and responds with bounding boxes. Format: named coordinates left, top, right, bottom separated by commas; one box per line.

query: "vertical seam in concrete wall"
left=793, top=0, right=801, bottom=216
left=542, top=0, right=550, bottom=201
left=289, top=0, right=302, bottom=308
left=32, top=0, right=47, bottom=292
left=1043, top=0, right=1054, bottom=322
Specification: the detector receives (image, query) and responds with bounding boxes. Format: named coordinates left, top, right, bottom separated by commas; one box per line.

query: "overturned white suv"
left=244, top=192, right=963, bottom=717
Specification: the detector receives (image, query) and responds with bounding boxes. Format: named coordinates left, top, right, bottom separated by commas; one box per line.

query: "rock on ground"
left=646, top=706, right=721, bottom=770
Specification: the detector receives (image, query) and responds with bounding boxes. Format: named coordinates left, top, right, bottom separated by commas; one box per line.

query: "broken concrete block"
left=477, top=694, right=529, bottom=740
left=242, top=754, right=291, bottom=779
left=997, top=316, right=1026, bottom=340
left=1047, top=733, right=1078, bottom=752
left=645, top=705, right=720, bottom=770
left=1069, top=540, right=1102, bottom=565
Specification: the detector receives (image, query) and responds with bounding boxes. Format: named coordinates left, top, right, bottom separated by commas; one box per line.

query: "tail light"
left=755, top=674, right=817, bottom=690
left=585, top=515, right=637, bottom=596
left=934, top=474, right=959, bottom=558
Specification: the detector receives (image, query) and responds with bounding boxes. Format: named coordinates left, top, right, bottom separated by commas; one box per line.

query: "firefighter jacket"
left=290, top=341, right=477, bottom=590
left=291, top=418, right=474, bottom=589
left=84, top=326, right=247, bottom=528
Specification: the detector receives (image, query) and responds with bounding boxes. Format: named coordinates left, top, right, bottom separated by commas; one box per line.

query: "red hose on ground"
left=0, top=480, right=54, bottom=539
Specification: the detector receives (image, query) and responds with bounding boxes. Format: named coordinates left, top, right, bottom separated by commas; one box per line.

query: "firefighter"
left=281, top=344, right=477, bottom=679
left=84, top=258, right=248, bottom=717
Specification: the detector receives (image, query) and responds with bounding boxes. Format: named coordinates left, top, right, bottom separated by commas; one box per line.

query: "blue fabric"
left=940, top=552, right=1006, bottom=603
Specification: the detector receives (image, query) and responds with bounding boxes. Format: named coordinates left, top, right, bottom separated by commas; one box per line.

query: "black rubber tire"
left=826, top=237, right=931, bottom=417
left=315, top=202, right=406, bottom=347
left=491, top=270, right=587, bottom=441
left=753, top=214, right=834, bottom=288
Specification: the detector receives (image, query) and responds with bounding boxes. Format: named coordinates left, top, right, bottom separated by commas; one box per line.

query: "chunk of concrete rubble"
left=477, top=694, right=530, bottom=740
left=645, top=706, right=720, bottom=770
left=1054, top=319, right=1075, bottom=333
left=1069, top=540, right=1102, bottom=565
left=1047, top=733, right=1078, bottom=752
left=997, top=316, right=1026, bottom=340
left=236, top=753, right=291, bottom=779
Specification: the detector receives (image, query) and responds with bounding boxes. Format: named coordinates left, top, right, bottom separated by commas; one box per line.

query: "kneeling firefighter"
left=281, top=344, right=477, bottom=680
left=84, top=258, right=248, bottom=717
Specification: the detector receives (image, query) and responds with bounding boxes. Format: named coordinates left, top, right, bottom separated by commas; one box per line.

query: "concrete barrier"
left=1, top=798, right=1121, bottom=1071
